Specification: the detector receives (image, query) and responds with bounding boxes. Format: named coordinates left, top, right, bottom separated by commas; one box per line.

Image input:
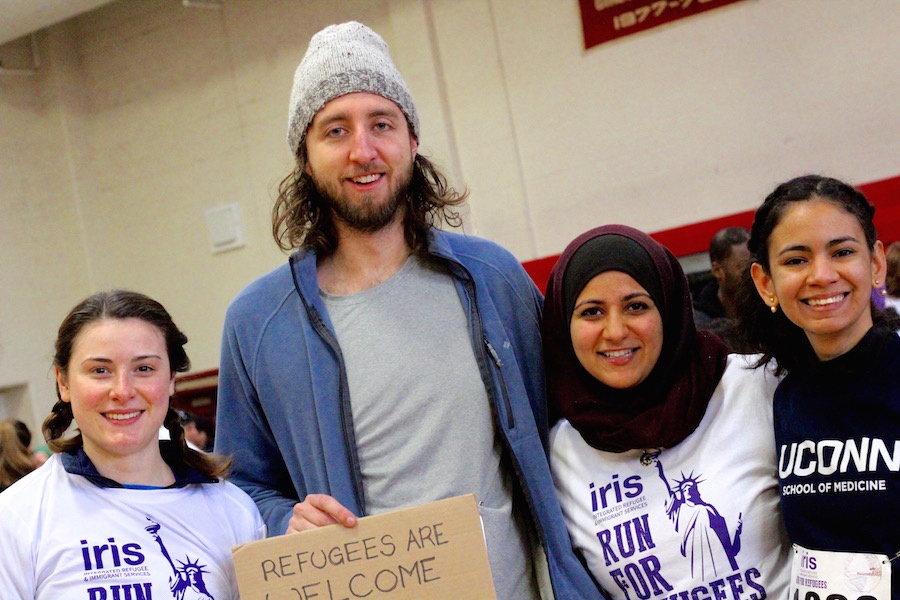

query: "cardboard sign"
left=232, top=494, right=497, bottom=599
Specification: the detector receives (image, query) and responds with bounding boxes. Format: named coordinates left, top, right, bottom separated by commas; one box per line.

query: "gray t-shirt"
left=322, top=254, right=539, bottom=600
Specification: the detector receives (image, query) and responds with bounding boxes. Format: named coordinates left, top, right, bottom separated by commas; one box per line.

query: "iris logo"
left=81, top=538, right=145, bottom=571
left=590, top=473, right=643, bottom=511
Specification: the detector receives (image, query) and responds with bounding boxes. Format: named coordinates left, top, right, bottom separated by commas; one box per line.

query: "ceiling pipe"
left=181, top=0, right=223, bottom=8
left=0, top=34, right=40, bottom=76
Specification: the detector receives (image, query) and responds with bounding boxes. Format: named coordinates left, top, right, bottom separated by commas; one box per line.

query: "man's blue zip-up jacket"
left=215, top=228, right=602, bottom=598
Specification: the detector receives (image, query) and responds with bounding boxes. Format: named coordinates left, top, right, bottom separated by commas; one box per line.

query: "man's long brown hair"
left=272, top=145, right=467, bottom=255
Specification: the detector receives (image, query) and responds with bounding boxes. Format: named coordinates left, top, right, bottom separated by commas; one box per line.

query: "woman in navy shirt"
left=736, top=174, right=900, bottom=600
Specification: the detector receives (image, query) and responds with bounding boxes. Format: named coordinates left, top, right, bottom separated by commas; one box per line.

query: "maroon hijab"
left=543, top=225, right=729, bottom=452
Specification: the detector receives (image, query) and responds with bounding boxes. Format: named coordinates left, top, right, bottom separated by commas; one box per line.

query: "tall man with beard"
left=214, top=22, right=599, bottom=600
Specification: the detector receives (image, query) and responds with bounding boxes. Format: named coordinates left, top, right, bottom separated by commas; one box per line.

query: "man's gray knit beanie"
left=287, top=21, right=420, bottom=157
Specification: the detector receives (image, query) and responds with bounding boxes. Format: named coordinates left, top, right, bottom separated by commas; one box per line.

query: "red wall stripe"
left=523, top=175, right=900, bottom=293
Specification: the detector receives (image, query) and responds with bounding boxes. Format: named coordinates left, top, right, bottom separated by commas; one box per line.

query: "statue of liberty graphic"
left=145, top=517, right=215, bottom=600
left=653, top=458, right=742, bottom=578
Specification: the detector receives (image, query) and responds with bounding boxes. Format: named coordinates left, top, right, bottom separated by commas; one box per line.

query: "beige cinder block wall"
left=1, top=0, right=897, bottom=434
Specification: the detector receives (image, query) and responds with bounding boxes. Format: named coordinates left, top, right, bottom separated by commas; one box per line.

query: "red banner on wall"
left=580, top=0, right=745, bottom=49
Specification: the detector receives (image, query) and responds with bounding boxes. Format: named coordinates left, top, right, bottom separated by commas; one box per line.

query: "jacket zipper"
left=289, top=254, right=367, bottom=514
left=453, top=264, right=516, bottom=431
left=422, top=252, right=563, bottom=595
left=449, top=260, right=565, bottom=595
left=484, top=337, right=515, bottom=429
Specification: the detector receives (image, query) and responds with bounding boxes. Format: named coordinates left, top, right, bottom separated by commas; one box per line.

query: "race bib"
left=790, top=544, right=892, bottom=600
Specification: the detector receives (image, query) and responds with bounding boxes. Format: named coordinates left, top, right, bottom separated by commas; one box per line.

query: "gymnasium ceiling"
left=0, top=0, right=116, bottom=46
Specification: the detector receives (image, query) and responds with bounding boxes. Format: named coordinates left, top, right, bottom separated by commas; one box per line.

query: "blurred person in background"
left=177, top=411, right=212, bottom=452
left=13, top=419, right=51, bottom=468
left=693, top=226, right=752, bottom=351
left=0, top=419, right=35, bottom=492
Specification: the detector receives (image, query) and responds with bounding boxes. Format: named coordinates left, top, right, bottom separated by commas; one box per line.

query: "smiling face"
left=751, top=197, right=886, bottom=360
left=304, top=92, right=418, bottom=234
left=56, top=318, right=174, bottom=467
left=569, top=271, right=664, bottom=389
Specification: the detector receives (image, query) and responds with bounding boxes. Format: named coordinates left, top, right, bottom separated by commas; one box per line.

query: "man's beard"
left=312, top=163, right=414, bottom=234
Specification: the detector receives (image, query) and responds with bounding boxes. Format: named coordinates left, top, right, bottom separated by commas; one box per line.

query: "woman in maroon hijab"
left=543, top=224, right=790, bottom=599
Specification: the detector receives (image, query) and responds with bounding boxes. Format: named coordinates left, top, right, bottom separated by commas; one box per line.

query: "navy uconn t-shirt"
left=774, top=325, right=900, bottom=595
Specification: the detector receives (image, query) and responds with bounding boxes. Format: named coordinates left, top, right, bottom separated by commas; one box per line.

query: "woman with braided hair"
left=735, top=174, right=900, bottom=600
left=0, top=290, right=264, bottom=599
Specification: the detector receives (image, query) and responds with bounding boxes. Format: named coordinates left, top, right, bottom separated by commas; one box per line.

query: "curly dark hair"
left=733, top=175, right=900, bottom=374
left=886, top=241, right=900, bottom=297
left=44, top=290, right=231, bottom=479
left=272, top=144, right=467, bottom=255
